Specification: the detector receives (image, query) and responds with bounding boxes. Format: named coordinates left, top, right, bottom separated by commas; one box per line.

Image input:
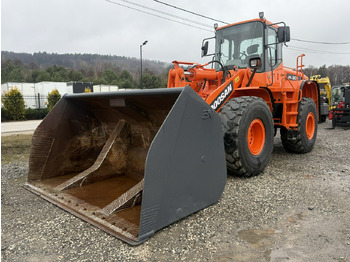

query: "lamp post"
left=140, top=40, right=148, bottom=89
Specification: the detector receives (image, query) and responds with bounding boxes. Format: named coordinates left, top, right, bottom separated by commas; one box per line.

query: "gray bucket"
left=25, top=86, right=226, bottom=245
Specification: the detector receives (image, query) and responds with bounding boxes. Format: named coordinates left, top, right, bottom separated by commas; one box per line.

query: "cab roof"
left=217, top=18, right=276, bottom=31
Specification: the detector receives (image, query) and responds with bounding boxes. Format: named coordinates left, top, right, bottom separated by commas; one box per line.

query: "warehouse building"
left=1, top=81, right=118, bottom=109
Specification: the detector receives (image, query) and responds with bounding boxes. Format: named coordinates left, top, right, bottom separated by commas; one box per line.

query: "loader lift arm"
left=168, top=15, right=319, bottom=177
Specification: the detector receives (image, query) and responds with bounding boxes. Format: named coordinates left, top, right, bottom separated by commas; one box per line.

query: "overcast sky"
left=2, top=0, right=350, bottom=68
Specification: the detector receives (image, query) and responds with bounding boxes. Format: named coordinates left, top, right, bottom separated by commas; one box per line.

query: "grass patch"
left=1, top=134, right=32, bottom=165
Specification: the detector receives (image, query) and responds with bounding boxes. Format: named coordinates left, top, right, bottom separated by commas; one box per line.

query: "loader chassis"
left=168, top=18, right=320, bottom=177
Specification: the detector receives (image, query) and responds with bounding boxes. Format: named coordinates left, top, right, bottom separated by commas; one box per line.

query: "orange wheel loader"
left=25, top=13, right=321, bottom=245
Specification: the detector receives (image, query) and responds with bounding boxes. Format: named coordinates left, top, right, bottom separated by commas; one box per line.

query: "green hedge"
left=25, top=108, right=49, bottom=120
left=1, top=107, right=49, bottom=122
left=1, top=107, right=10, bottom=121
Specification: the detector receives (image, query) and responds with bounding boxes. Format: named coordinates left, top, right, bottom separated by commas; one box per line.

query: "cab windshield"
left=332, top=87, right=344, bottom=106
left=215, top=21, right=264, bottom=71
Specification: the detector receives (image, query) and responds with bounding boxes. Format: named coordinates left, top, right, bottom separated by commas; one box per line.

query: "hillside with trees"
left=1, top=51, right=171, bottom=89
left=2, top=51, right=350, bottom=88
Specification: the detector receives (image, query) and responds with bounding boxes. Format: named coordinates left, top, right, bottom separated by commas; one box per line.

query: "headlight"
left=249, top=57, right=262, bottom=69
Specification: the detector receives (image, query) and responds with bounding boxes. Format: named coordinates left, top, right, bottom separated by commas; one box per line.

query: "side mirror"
left=201, top=41, right=209, bottom=57
left=249, top=57, right=262, bottom=69
left=277, top=26, right=290, bottom=43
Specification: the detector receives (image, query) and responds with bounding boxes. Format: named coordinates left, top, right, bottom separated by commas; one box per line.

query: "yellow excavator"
left=310, top=75, right=331, bottom=121
left=310, top=75, right=332, bottom=106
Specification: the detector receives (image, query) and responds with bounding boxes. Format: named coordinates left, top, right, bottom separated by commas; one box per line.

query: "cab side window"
left=267, top=27, right=282, bottom=70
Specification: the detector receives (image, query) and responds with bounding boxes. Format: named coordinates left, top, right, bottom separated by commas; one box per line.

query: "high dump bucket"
left=25, top=86, right=226, bottom=245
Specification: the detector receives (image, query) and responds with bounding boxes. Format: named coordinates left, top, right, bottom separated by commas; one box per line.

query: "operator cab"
left=202, top=14, right=290, bottom=73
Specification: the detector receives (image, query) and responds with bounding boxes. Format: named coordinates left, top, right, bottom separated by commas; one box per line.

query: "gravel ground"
left=2, top=120, right=350, bottom=262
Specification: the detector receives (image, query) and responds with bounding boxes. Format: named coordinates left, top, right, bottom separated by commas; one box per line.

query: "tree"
left=303, top=65, right=317, bottom=79
left=119, top=70, right=133, bottom=81
left=1, top=60, right=25, bottom=83
left=1, top=87, right=25, bottom=120
left=47, top=89, right=61, bottom=110
left=69, top=70, right=84, bottom=81
left=93, top=77, right=108, bottom=85
left=317, top=65, right=328, bottom=78
left=141, top=72, right=165, bottom=89
left=118, top=70, right=136, bottom=89
left=119, top=79, right=135, bottom=89
left=46, top=65, right=69, bottom=82
left=35, top=71, right=51, bottom=82
left=328, top=65, right=350, bottom=85
left=101, top=69, right=118, bottom=84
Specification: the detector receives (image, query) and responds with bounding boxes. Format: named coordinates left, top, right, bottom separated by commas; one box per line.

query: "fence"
left=22, top=94, right=48, bottom=109
left=1, top=94, right=47, bottom=109
left=1, top=93, right=49, bottom=121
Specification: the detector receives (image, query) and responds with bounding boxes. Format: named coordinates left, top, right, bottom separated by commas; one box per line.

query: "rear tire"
left=219, top=96, right=274, bottom=177
left=281, top=97, right=318, bottom=153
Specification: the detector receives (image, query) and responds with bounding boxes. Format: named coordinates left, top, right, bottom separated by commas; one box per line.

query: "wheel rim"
left=305, top=112, right=315, bottom=139
left=247, top=119, right=265, bottom=155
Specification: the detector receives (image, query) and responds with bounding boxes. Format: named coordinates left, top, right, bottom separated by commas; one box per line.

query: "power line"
left=105, top=0, right=212, bottom=32
left=152, top=0, right=229, bottom=25
left=117, top=0, right=212, bottom=28
left=286, top=45, right=350, bottom=55
left=291, top=38, right=350, bottom=45
left=149, top=2, right=350, bottom=46
left=105, top=0, right=213, bottom=32
left=106, top=0, right=349, bottom=48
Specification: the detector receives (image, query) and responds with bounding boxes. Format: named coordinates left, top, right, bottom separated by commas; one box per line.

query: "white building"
left=1, top=82, right=36, bottom=108
left=1, top=82, right=35, bottom=96
left=34, top=82, right=71, bottom=97
left=93, top=84, right=119, bottom=93
left=1, top=82, right=71, bottom=109
left=2, top=82, right=119, bottom=109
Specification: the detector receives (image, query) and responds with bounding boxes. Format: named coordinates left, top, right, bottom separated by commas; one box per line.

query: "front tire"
left=219, top=96, right=274, bottom=177
left=281, top=97, right=318, bottom=153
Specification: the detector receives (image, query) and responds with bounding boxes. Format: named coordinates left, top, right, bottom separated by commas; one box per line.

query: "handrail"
left=296, top=54, right=305, bottom=80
